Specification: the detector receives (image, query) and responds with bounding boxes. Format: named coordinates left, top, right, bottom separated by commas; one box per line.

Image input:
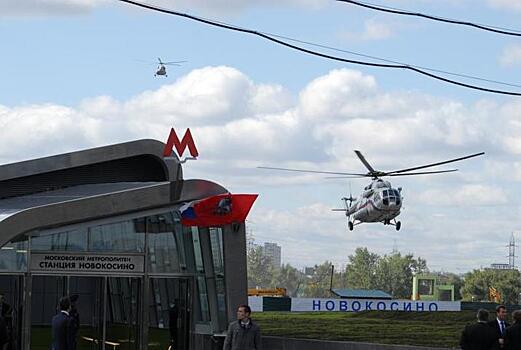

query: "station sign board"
left=249, top=297, right=461, bottom=312
left=30, top=252, right=144, bottom=275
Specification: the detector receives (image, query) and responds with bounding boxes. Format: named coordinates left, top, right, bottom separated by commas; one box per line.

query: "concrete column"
left=222, top=223, right=247, bottom=324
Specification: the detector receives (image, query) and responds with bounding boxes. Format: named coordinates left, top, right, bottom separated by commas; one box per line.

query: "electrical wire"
left=117, top=0, right=521, bottom=96
left=336, top=0, right=521, bottom=37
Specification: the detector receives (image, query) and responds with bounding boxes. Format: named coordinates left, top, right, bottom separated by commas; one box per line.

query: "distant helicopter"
left=154, top=57, right=186, bottom=77
left=258, top=151, right=484, bottom=231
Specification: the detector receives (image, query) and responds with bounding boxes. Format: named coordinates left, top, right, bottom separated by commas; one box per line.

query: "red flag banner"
left=180, top=194, right=258, bottom=227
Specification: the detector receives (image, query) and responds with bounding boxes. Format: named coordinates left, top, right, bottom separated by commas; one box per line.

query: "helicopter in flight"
left=154, top=57, right=186, bottom=77
left=259, top=150, right=484, bottom=231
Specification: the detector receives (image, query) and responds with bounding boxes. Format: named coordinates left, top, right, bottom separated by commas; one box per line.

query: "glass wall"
left=0, top=239, right=28, bottom=272
left=0, top=205, right=230, bottom=349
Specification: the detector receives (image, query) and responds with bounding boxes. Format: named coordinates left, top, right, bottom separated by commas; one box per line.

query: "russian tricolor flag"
left=180, top=193, right=258, bottom=227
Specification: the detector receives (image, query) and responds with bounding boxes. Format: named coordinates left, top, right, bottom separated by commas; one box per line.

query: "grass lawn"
left=253, top=310, right=483, bottom=348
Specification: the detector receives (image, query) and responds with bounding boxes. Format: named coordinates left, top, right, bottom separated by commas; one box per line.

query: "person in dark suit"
left=460, top=308, right=497, bottom=350
left=68, top=295, right=80, bottom=350
left=488, top=305, right=510, bottom=349
left=505, top=310, right=521, bottom=350
left=51, top=297, right=72, bottom=350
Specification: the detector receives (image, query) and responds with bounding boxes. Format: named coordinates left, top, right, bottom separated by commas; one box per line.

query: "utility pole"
left=509, top=233, right=516, bottom=269
left=330, top=264, right=335, bottom=293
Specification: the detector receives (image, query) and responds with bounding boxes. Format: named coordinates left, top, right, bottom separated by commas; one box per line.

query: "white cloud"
left=499, top=44, right=521, bottom=67
left=0, top=0, right=106, bottom=17
left=1, top=0, right=328, bottom=17
left=339, top=18, right=395, bottom=42
left=2, top=65, right=520, bottom=271
left=417, top=185, right=508, bottom=206
left=487, top=0, right=521, bottom=12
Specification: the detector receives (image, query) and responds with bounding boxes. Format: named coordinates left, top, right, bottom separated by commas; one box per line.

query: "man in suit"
left=505, top=310, right=521, bottom=350
left=68, top=295, right=80, bottom=350
left=489, top=305, right=510, bottom=349
left=460, top=309, right=497, bottom=350
left=51, top=297, right=72, bottom=350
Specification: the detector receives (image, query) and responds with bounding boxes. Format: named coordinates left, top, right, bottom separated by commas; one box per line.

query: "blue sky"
left=2, top=0, right=521, bottom=271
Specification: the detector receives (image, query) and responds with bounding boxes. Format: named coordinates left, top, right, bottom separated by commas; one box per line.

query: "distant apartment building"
left=262, top=242, right=282, bottom=269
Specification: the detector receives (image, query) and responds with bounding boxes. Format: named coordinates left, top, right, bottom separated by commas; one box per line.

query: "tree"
left=247, top=244, right=274, bottom=288
left=302, top=261, right=334, bottom=298
left=344, top=247, right=379, bottom=289
left=272, top=263, right=304, bottom=297
left=461, top=268, right=521, bottom=304
left=375, top=252, right=428, bottom=299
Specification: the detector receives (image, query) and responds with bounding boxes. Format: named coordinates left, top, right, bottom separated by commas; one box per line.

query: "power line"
left=265, top=32, right=521, bottom=90
left=117, top=0, right=521, bottom=97
left=336, top=0, right=521, bottom=37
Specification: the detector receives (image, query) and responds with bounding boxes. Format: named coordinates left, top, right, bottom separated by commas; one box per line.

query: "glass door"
left=69, top=277, right=105, bottom=350
left=105, top=277, right=141, bottom=350
left=30, top=276, right=105, bottom=350
left=147, top=278, right=191, bottom=350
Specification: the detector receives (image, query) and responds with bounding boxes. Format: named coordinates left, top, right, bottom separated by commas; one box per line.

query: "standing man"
left=68, top=295, right=80, bottom=350
left=460, top=309, right=497, bottom=350
left=489, top=305, right=510, bottom=349
left=504, top=310, right=521, bottom=349
left=51, top=297, right=72, bottom=350
left=223, top=305, right=261, bottom=350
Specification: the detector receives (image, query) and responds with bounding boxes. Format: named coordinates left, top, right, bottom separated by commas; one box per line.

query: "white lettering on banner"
left=30, top=253, right=144, bottom=274
left=290, top=298, right=461, bottom=312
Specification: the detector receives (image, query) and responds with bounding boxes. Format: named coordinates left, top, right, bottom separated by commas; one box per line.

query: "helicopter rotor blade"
left=384, top=152, right=484, bottom=175
left=324, top=176, right=370, bottom=179
left=354, top=150, right=377, bottom=174
left=258, top=166, right=367, bottom=177
left=389, top=169, right=459, bottom=176
left=163, top=61, right=187, bottom=64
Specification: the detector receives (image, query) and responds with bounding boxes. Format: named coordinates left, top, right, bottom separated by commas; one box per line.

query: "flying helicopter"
left=154, top=57, right=186, bottom=77
left=258, top=151, right=484, bottom=231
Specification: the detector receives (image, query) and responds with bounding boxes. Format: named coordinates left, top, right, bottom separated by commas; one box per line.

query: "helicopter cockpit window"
left=383, top=190, right=388, bottom=197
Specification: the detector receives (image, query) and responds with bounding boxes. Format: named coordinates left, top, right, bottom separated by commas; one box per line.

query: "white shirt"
left=497, top=318, right=506, bottom=335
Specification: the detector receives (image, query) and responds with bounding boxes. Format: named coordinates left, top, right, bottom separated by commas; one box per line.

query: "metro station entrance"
left=30, top=275, right=141, bottom=350
left=26, top=275, right=192, bottom=350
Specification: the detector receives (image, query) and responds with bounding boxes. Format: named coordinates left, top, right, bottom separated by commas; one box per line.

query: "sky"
left=2, top=0, right=521, bottom=273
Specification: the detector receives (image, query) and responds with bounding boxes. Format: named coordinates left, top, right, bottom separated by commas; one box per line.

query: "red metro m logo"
left=163, top=128, right=199, bottom=161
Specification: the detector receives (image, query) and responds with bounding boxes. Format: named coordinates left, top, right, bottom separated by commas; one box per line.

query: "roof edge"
left=0, top=139, right=180, bottom=182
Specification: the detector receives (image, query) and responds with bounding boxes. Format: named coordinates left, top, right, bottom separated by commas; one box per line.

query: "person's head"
left=59, top=297, right=71, bottom=312
left=237, top=305, right=251, bottom=321
left=477, top=309, right=489, bottom=322
left=497, top=305, right=507, bottom=321
left=512, top=310, right=521, bottom=323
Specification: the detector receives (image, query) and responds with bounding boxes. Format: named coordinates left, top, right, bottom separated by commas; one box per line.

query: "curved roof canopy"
left=0, top=139, right=228, bottom=247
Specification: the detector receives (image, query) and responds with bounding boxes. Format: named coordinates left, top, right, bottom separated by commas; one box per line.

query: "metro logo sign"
left=163, top=128, right=199, bottom=160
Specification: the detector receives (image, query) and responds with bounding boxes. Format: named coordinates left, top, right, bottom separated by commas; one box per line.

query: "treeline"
left=247, top=245, right=521, bottom=303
